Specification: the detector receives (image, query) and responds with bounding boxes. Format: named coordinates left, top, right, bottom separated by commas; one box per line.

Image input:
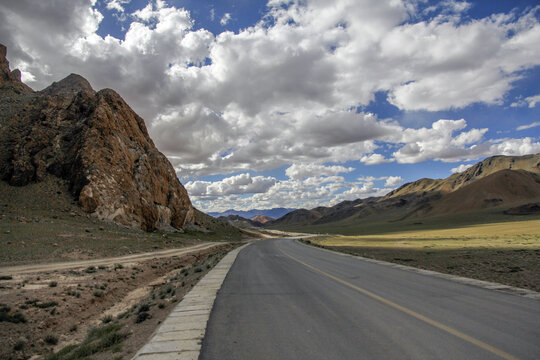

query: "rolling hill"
left=266, top=154, right=540, bottom=233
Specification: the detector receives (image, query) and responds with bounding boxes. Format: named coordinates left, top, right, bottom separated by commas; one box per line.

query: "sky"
left=1, top=0, right=540, bottom=213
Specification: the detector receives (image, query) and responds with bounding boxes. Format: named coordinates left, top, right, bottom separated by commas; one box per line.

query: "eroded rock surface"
left=0, top=44, right=194, bottom=231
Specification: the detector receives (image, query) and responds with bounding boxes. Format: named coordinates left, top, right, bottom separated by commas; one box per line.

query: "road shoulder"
left=132, top=243, right=250, bottom=360
left=298, top=240, right=540, bottom=301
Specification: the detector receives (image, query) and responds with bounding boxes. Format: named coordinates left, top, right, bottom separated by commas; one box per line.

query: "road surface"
left=200, top=238, right=540, bottom=360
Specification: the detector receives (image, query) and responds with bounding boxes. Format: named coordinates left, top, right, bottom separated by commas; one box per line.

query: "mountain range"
left=208, top=208, right=295, bottom=219
left=265, top=154, right=540, bottom=231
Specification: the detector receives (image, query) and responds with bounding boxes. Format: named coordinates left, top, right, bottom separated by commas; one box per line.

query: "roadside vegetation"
left=0, top=244, right=233, bottom=360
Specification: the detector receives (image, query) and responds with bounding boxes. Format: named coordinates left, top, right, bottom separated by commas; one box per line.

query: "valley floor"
left=305, top=218, right=540, bottom=291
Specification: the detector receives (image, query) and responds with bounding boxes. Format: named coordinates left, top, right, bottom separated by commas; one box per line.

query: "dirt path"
left=0, top=242, right=221, bottom=275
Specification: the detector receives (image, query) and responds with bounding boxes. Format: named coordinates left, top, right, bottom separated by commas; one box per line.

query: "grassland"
left=306, top=219, right=540, bottom=291
left=312, top=219, right=540, bottom=249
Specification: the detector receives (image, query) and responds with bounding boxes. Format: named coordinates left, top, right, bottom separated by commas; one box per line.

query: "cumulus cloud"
left=391, top=119, right=490, bottom=163
left=0, top=0, right=539, bottom=184
left=361, top=153, right=394, bottom=165
left=487, top=137, right=540, bottom=156
left=185, top=173, right=276, bottom=199
left=189, top=174, right=397, bottom=213
left=220, top=13, right=231, bottom=26
left=511, top=94, right=540, bottom=108
left=106, top=0, right=130, bottom=13
left=188, top=165, right=402, bottom=212
left=450, top=164, right=473, bottom=173
left=384, top=176, right=402, bottom=187
left=285, top=164, right=354, bottom=180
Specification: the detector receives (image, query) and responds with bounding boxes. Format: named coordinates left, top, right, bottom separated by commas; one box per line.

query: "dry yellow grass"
left=313, top=219, right=540, bottom=250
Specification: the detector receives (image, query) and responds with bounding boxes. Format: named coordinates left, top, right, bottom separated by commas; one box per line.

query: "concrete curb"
left=297, top=240, right=540, bottom=301
left=132, top=243, right=250, bottom=360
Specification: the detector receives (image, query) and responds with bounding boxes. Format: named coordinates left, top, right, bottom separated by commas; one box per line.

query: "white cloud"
left=0, top=0, right=538, bottom=183
left=189, top=174, right=395, bottom=213
left=384, top=176, right=402, bottom=187
left=360, top=153, right=394, bottom=165
left=517, top=121, right=540, bottom=131
left=450, top=163, right=473, bottom=173
left=285, top=163, right=354, bottom=180
left=187, top=167, right=403, bottom=212
left=526, top=95, right=540, bottom=108
left=185, top=173, right=276, bottom=199
left=391, top=119, right=491, bottom=163
left=220, top=13, right=231, bottom=26
left=106, top=0, right=130, bottom=13
left=511, top=94, right=540, bottom=108
left=487, top=137, right=540, bottom=156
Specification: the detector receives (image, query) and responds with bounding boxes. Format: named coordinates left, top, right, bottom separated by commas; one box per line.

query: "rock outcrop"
left=0, top=44, right=194, bottom=231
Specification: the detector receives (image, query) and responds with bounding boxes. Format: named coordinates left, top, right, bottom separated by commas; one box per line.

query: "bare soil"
left=0, top=242, right=237, bottom=360
left=305, top=242, right=540, bottom=291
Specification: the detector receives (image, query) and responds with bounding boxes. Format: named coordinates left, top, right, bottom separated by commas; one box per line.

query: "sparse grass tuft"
left=46, top=323, right=128, bottom=360
left=136, top=312, right=151, bottom=323
left=84, top=266, right=96, bottom=274
left=45, top=334, right=58, bottom=345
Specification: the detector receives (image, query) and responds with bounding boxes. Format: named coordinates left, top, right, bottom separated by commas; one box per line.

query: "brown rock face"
left=0, top=44, right=194, bottom=231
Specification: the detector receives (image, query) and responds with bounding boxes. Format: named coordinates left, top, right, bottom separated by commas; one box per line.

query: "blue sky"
left=1, top=0, right=539, bottom=212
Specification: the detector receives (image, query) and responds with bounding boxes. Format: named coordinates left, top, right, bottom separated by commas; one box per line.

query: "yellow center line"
left=275, top=243, right=520, bottom=360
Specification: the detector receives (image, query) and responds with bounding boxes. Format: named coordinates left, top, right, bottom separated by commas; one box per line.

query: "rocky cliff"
left=0, top=44, right=194, bottom=231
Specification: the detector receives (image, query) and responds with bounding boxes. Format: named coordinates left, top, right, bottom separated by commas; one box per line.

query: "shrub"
left=102, top=315, right=113, bottom=324
left=138, top=304, right=150, bottom=313
left=45, top=334, right=59, bottom=345
left=14, top=339, right=26, bottom=351
left=135, top=312, right=150, bottom=323
left=0, top=311, right=27, bottom=323
left=35, top=301, right=58, bottom=309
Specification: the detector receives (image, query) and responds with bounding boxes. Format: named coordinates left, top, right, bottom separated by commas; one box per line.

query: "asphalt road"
left=200, top=238, right=540, bottom=360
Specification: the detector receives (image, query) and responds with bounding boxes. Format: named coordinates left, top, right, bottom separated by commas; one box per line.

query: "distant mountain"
left=385, top=153, right=540, bottom=199
left=217, top=215, right=263, bottom=229
left=266, top=154, right=540, bottom=230
left=251, top=215, right=274, bottom=224
left=209, top=208, right=295, bottom=219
